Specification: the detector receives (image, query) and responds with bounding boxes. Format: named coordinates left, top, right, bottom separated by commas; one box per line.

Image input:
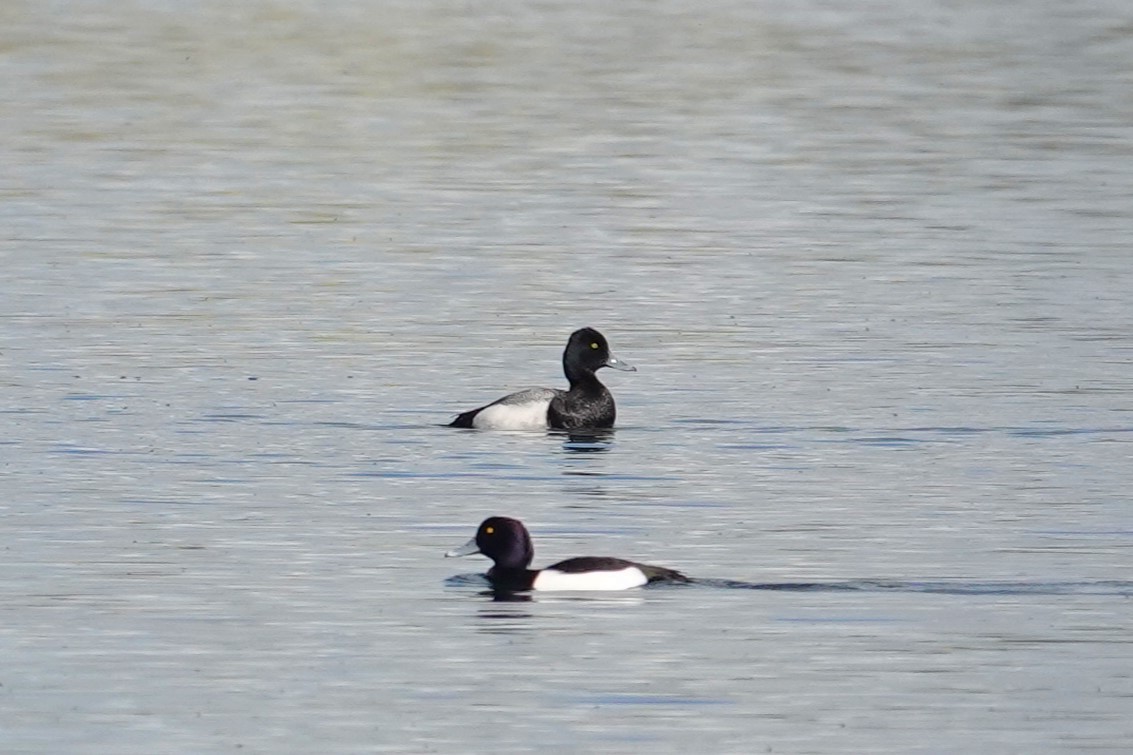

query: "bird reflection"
left=559, top=428, right=616, bottom=453
left=486, top=589, right=533, bottom=603
left=473, top=602, right=534, bottom=634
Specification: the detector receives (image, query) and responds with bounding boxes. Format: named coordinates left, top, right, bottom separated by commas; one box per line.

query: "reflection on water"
left=475, top=605, right=535, bottom=632
left=560, top=428, right=617, bottom=453
left=478, top=591, right=653, bottom=607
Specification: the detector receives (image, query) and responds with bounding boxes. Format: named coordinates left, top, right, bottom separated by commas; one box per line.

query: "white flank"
left=532, top=567, right=648, bottom=591
left=472, top=400, right=552, bottom=430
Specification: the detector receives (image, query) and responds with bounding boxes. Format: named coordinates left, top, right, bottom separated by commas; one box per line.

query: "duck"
left=448, top=327, right=635, bottom=431
left=446, top=516, right=689, bottom=591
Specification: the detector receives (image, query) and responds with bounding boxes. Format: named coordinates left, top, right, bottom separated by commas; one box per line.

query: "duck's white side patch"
left=532, top=566, right=648, bottom=591
left=472, top=399, right=552, bottom=430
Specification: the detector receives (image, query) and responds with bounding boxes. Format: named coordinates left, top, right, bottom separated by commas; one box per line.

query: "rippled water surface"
left=3, top=1, right=1132, bottom=752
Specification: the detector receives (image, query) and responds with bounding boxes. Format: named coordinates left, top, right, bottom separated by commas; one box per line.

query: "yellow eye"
left=590, top=342, right=599, bottom=350
left=485, top=526, right=494, bottom=535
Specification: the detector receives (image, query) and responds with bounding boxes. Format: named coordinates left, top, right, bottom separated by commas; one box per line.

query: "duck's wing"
left=449, top=387, right=561, bottom=429
left=491, top=387, right=559, bottom=406
left=547, top=557, right=690, bottom=584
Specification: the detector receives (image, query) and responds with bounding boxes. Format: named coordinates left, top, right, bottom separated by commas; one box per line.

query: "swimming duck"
left=446, top=516, right=689, bottom=591
left=448, top=327, right=635, bottom=431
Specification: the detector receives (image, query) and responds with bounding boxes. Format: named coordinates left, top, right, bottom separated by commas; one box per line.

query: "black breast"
left=486, top=567, right=539, bottom=592
left=547, top=387, right=616, bottom=430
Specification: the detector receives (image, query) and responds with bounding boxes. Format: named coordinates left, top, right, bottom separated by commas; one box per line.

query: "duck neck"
left=563, top=359, right=604, bottom=393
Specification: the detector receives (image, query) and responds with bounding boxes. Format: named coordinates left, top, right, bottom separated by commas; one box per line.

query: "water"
left=3, top=0, right=1132, bottom=752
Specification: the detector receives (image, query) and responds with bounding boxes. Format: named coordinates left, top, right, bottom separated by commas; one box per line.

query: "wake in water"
left=687, top=578, right=1133, bottom=596
left=446, top=573, right=1133, bottom=597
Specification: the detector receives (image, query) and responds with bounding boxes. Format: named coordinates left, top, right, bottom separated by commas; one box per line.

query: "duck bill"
left=605, top=354, right=636, bottom=372
left=445, top=537, right=481, bottom=558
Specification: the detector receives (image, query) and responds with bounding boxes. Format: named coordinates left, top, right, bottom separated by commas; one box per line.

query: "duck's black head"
left=563, top=327, right=635, bottom=382
left=447, top=516, right=535, bottom=570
